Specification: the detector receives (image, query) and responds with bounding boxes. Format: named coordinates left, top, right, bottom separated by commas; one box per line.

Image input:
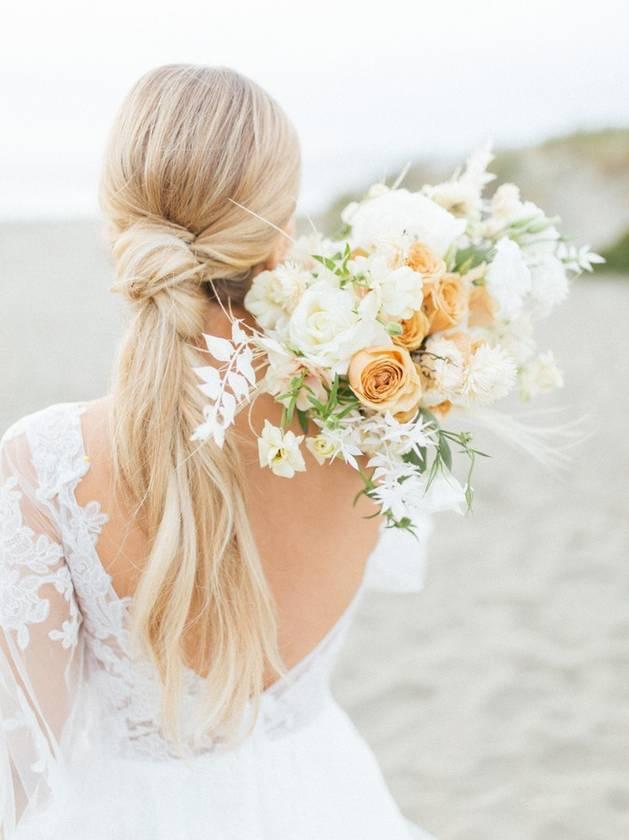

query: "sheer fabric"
left=0, top=402, right=434, bottom=839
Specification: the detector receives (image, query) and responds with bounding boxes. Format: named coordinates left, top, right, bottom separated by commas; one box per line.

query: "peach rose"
left=423, top=272, right=470, bottom=334
left=427, top=400, right=453, bottom=417
left=348, top=346, right=423, bottom=418
left=392, top=308, right=431, bottom=351
left=405, top=242, right=446, bottom=282
left=468, top=283, right=498, bottom=327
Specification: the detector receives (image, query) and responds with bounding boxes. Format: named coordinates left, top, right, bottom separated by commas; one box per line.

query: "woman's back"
left=77, top=374, right=382, bottom=687
left=0, top=397, right=431, bottom=839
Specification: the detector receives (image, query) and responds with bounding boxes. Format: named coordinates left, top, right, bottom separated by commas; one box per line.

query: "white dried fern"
left=191, top=320, right=256, bottom=447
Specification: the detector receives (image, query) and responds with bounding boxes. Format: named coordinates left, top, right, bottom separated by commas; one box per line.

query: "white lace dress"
left=0, top=401, right=435, bottom=839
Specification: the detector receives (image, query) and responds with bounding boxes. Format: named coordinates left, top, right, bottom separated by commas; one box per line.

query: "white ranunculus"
left=518, top=351, right=564, bottom=400
left=347, top=189, right=467, bottom=257
left=485, top=238, right=532, bottom=321
left=305, top=434, right=337, bottom=465
left=527, top=254, right=569, bottom=316
left=287, top=280, right=390, bottom=374
left=244, top=262, right=311, bottom=331
left=460, top=344, right=517, bottom=405
left=257, top=420, right=306, bottom=478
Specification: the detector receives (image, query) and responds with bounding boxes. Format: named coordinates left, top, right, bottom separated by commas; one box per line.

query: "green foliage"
left=600, top=229, right=629, bottom=273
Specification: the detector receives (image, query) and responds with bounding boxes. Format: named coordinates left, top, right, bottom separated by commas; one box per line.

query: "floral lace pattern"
left=1, top=402, right=369, bottom=763
left=1, top=401, right=428, bottom=769
left=0, top=474, right=80, bottom=652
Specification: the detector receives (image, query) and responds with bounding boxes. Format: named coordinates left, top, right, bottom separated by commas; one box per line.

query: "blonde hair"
left=99, top=64, right=300, bottom=745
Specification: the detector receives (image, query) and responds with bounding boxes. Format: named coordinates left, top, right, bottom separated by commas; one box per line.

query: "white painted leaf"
left=236, top=350, right=256, bottom=385
left=212, top=423, right=225, bottom=448
left=220, top=392, right=236, bottom=426
left=191, top=422, right=211, bottom=442
left=194, top=365, right=221, bottom=386
left=203, top=333, right=234, bottom=362
left=227, top=371, right=249, bottom=399
left=198, top=381, right=221, bottom=400
left=231, top=320, right=249, bottom=345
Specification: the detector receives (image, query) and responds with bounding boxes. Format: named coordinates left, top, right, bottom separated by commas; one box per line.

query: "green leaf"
left=296, top=408, right=309, bottom=434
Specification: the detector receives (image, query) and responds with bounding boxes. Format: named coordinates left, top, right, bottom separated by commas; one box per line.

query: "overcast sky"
left=1, top=0, right=628, bottom=219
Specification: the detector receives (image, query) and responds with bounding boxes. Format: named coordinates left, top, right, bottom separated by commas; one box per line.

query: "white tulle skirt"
left=15, top=698, right=433, bottom=840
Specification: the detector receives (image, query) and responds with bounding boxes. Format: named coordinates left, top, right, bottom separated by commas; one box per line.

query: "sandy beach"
left=1, top=219, right=628, bottom=839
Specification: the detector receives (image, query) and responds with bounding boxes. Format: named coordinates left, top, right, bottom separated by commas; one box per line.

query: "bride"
left=0, top=64, right=434, bottom=838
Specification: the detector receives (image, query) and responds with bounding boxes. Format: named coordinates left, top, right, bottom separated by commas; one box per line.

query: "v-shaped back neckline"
left=67, top=399, right=374, bottom=696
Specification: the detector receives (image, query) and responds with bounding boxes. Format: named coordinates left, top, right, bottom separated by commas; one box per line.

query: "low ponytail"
left=99, top=64, right=300, bottom=744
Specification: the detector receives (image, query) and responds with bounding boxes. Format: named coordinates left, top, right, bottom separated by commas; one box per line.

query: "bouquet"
left=192, top=146, right=602, bottom=532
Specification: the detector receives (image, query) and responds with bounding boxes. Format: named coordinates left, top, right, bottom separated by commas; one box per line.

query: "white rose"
left=288, top=280, right=390, bottom=374
left=348, top=189, right=466, bottom=257
left=257, top=420, right=306, bottom=478
left=485, top=238, right=532, bottom=321
left=527, top=254, right=569, bottom=316
left=245, top=262, right=311, bottom=331
left=519, top=351, right=564, bottom=400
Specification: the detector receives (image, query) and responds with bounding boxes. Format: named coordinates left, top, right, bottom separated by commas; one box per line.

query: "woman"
left=0, top=64, right=433, bottom=838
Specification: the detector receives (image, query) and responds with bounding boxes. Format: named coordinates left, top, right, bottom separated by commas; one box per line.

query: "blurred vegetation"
left=600, top=229, right=629, bottom=272
left=303, top=128, right=629, bottom=263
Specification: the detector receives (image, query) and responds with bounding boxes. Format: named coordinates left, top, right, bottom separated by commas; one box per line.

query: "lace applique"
left=0, top=474, right=80, bottom=651
left=3, top=401, right=396, bottom=764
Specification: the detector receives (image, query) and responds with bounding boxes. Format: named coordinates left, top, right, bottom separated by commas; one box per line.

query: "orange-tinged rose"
left=392, top=308, right=431, bottom=351
left=423, top=272, right=469, bottom=334
left=405, top=242, right=446, bottom=282
left=348, top=346, right=423, bottom=418
left=427, top=400, right=453, bottom=417
left=468, top=283, right=497, bottom=327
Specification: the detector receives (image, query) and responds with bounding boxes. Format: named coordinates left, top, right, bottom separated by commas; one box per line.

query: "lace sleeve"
left=0, top=423, right=84, bottom=836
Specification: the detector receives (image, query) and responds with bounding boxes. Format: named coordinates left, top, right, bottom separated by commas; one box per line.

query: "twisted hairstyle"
left=99, top=64, right=300, bottom=745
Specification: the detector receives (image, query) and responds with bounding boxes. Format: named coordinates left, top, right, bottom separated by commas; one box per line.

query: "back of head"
left=99, top=64, right=300, bottom=745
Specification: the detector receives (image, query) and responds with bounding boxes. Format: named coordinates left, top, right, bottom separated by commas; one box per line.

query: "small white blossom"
left=485, top=238, right=532, bottom=321
left=489, top=314, right=536, bottom=365
left=527, top=254, right=569, bottom=316
left=309, top=416, right=364, bottom=469
left=518, top=351, right=564, bottom=400
left=360, top=412, right=435, bottom=457
left=352, top=251, right=424, bottom=321
left=305, top=434, right=337, bottom=465
left=257, top=421, right=306, bottom=478
left=425, top=142, right=495, bottom=220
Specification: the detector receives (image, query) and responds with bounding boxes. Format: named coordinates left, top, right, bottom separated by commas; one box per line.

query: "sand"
left=1, top=220, right=628, bottom=839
